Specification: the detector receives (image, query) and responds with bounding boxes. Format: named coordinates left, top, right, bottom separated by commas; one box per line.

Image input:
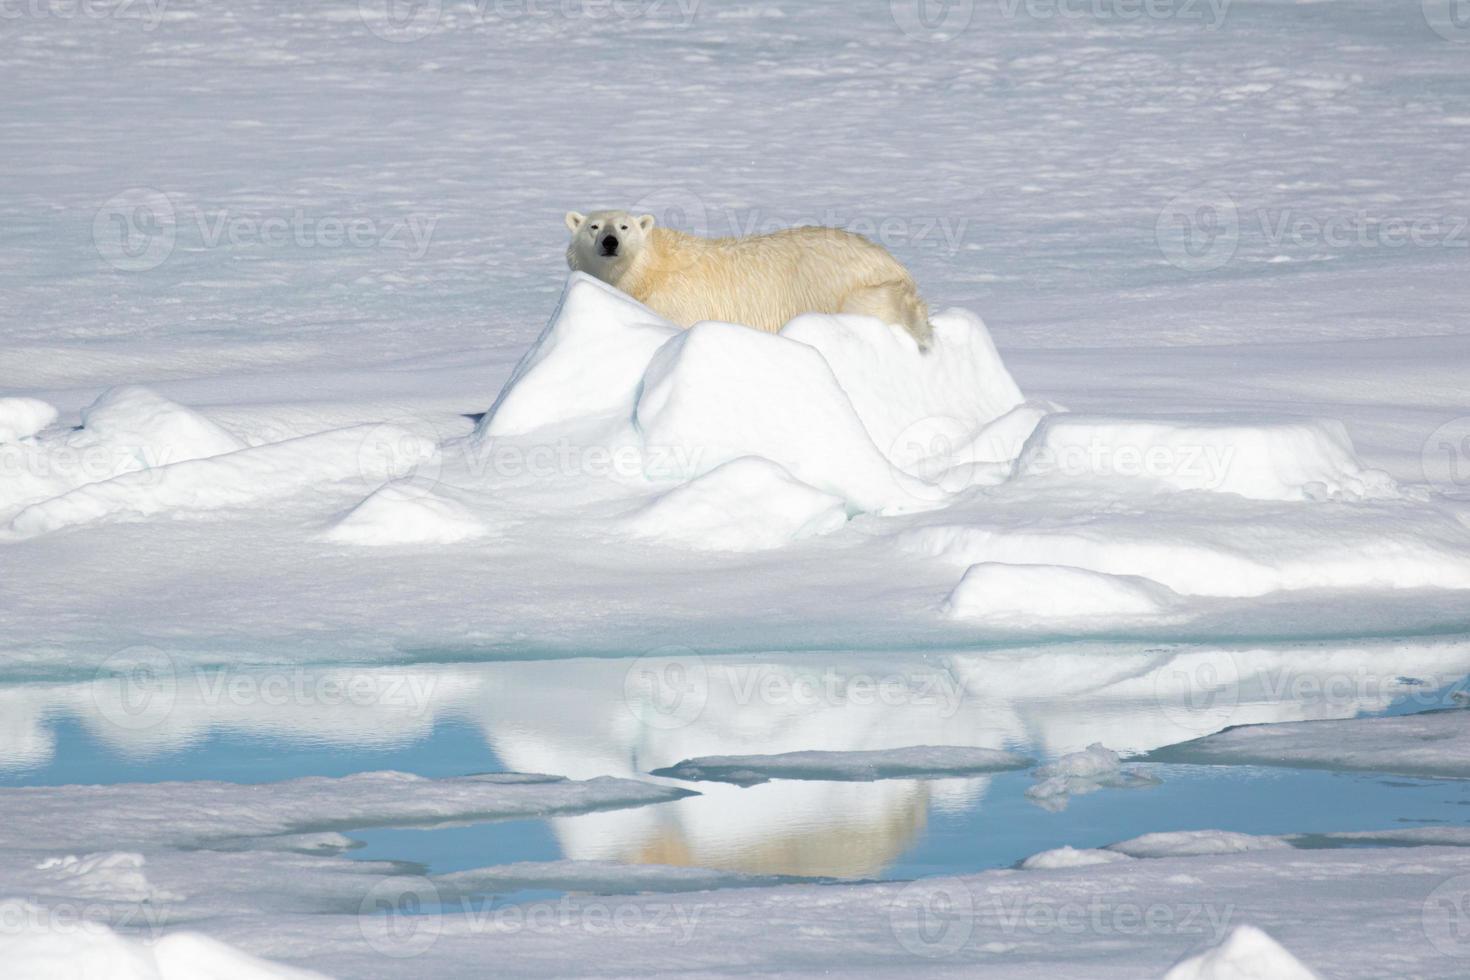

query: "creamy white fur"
left=565, top=210, right=934, bottom=348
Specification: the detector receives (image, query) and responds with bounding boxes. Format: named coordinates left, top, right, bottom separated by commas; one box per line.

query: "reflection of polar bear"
left=564, top=210, right=935, bottom=349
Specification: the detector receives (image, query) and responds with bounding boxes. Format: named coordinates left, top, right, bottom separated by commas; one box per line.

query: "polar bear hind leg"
left=839, top=280, right=934, bottom=351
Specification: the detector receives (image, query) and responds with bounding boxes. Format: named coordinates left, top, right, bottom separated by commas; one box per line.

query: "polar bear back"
left=627, top=226, right=919, bottom=334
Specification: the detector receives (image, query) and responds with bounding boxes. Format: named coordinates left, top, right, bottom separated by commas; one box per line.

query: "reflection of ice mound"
left=477, top=275, right=1027, bottom=515
left=622, top=457, right=847, bottom=552
left=327, top=482, right=486, bottom=546
left=0, top=397, right=58, bottom=443
left=1026, top=743, right=1159, bottom=811
left=481, top=274, right=680, bottom=438
left=1020, top=846, right=1132, bottom=870
left=1017, top=414, right=1398, bottom=502
left=1164, top=925, right=1320, bottom=980
left=946, top=563, right=1175, bottom=620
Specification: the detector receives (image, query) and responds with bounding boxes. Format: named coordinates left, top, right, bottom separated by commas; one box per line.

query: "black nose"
left=601, top=234, right=619, bottom=253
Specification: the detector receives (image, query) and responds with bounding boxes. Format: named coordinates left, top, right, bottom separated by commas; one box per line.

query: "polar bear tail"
left=841, top=279, right=935, bottom=352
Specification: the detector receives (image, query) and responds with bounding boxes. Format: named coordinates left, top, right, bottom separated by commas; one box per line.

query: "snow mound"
left=8, top=424, right=432, bottom=537
left=945, top=562, right=1175, bottom=621
left=326, top=482, right=486, bottom=546
left=476, top=275, right=1027, bottom=517
left=480, top=274, right=681, bottom=438
left=1147, top=710, right=1470, bottom=778
left=649, top=745, right=1033, bottom=786
left=900, top=505, right=1470, bottom=598
left=1035, top=742, right=1133, bottom=779
left=1, top=386, right=246, bottom=520
left=79, top=386, right=246, bottom=464
left=1026, top=743, right=1160, bottom=812
left=1020, top=846, right=1133, bottom=870
left=1108, top=830, right=1292, bottom=858
left=0, top=902, right=328, bottom=980
left=781, top=307, right=1024, bottom=470
left=1016, top=414, right=1398, bottom=502
left=34, top=851, right=180, bottom=903
left=636, top=319, right=941, bottom=513
left=0, top=398, right=58, bottom=443
left=1164, top=924, right=1320, bottom=980
left=621, top=456, right=847, bottom=551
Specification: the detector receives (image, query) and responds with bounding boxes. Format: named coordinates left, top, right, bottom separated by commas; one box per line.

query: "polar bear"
left=564, top=210, right=934, bottom=349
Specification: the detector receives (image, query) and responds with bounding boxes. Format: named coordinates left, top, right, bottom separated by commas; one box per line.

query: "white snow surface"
left=0, top=773, right=691, bottom=859
left=620, top=456, right=848, bottom=552
left=1151, top=710, right=1470, bottom=778
left=5, top=0, right=1470, bottom=976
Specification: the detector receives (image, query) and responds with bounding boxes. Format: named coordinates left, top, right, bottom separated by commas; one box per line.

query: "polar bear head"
left=564, top=210, right=656, bottom=285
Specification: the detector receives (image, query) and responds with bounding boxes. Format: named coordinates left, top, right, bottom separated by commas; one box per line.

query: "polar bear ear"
left=637, top=214, right=656, bottom=233
left=565, top=211, right=587, bottom=233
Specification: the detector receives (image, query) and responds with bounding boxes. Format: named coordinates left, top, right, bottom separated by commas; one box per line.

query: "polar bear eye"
left=619, top=224, right=628, bottom=231
left=589, top=224, right=600, bottom=232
